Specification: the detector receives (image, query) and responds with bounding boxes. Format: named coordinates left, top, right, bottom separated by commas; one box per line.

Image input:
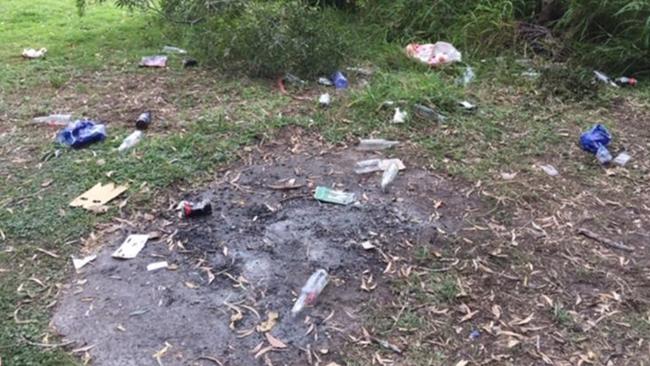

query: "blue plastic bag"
left=579, top=124, right=611, bottom=154
left=57, top=120, right=107, bottom=149
left=331, top=71, right=348, bottom=90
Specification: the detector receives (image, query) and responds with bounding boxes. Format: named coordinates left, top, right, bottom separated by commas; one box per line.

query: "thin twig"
left=21, top=336, right=75, bottom=349
left=578, top=228, right=634, bottom=252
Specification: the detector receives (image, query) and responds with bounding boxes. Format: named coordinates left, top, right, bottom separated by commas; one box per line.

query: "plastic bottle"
left=596, top=145, right=613, bottom=164
left=136, top=112, right=152, bottom=130
left=614, top=77, right=637, bottom=87
left=33, top=114, right=72, bottom=126
left=331, top=71, right=348, bottom=90
left=118, top=131, right=143, bottom=152
left=354, top=159, right=382, bottom=174
left=414, top=104, right=447, bottom=123
left=357, top=139, right=399, bottom=151
left=381, top=162, right=400, bottom=192
left=291, top=269, right=329, bottom=316
left=162, top=46, right=187, bottom=54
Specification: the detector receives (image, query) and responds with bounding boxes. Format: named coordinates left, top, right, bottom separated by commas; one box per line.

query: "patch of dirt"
left=52, top=128, right=478, bottom=365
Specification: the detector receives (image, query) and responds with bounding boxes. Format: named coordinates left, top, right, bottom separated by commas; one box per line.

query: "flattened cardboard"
left=112, top=234, right=149, bottom=259
left=70, top=183, right=127, bottom=210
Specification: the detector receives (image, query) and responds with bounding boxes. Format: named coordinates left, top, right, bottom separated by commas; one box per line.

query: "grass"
left=3, top=0, right=650, bottom=365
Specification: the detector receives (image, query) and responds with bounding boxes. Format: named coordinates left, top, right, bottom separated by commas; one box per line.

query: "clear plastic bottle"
left=291, top=269, right=329, bottom=316
left=596, top=145, right=613, bottom=164
left=33, top=114, right=72, bottom=126
left=614, top=77, right=637, bottom=87
left=118, top=131, right=143, bottom=152
left=356, top=139, right=399, bottom=151
left=381, top=162, right=400, bottom=192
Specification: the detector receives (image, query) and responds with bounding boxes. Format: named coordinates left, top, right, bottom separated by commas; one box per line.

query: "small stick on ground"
left=578, top=228, right=634, bottom=252
left=21, top=336, right=75, bottom=349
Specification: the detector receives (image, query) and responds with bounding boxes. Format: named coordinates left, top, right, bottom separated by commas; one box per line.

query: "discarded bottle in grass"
left=162, top=46, right=187, bottom=54
left=57, top=120, right=107, bottom=149
left=331, top=71, right=348, bottom=90
left=459, top=65, right=475, bottom=86
left=318, top=77, right=334, bottom=86
left=354, top=159, right=405, bottom=174
left=136, top=111, right=152, bottom=130
left=118, top=131, right=143, bottom=152
left=33, top=114, right=72, bottom=126
left=596, top=145, right=613, bottom=164
left=319, top=93, right=331, bottom=107
left=285, top=73, right=306, bottom=86
left=614, top=77, right=637, bottom=87
left=381, top=161, right=400, bottom=192
left=357, top=139, right=399, bottom=151
left=594, top=70, right=617, bottom=87
left=414, top=104, right=447, bottom=123
left=291, top=269, right=329, bottom=316
left=182, top=199, right=212, bottom=218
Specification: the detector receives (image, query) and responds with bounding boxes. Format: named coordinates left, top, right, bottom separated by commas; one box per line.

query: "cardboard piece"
left=72, top=254, right=97, bottom=270
left=70, top=183, right=127, bottom=210
left=112, top=234, right=149, bottom=259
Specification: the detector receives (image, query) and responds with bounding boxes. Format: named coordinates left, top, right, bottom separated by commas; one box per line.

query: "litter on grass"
left=539, top=164, right=559, bottom=177
left=392, top=108, right=407, bottom=123
left=72, top=255, right=97, bottom=271
left=354, top=159, right=405, bottom=174
left=459, top=65, right=475, bottom=85
left=69, top=183, right=127, bottom=210
left=414, top=104, right=447, bottom=123
left=162, top=46, right=187, bottom=54
left=147, top=261, right=169, bottom=272
left=314, top=186, right=356, bottom=205
left=291, top=269, right=329, bottom=315
left=580, top=124, right=612, bottom=164
left=139, top=55, right=167, bottom=68
left=22, top=48, right=47, bottom=59
left=381, top=161, right=400, bottom=192
left=118, top=131, right=143, bottom=152
left=318, top=77, right=334, bottom=86
left=112, top=234, right=149, bottom=259
left=357, top=139, right=399, bottom=151
left=57, top=120, right=107, bottom=148
left=318, top=93, right=331, bottom=107
left=33, top=114, right=71, bottom=126
left=459, top=100, right=476, bottom=110
left=613, top=152, right=631, bottom=167
left=405, top=42, right=461, bottom=66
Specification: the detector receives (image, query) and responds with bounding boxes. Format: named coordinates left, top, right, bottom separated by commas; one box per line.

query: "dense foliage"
left=77, top=0, right=650, bottom=75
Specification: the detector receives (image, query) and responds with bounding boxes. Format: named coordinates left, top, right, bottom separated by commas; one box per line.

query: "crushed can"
left=182, top=199, right=212, bottom=218
left=136, top=111, right=152, bottom=130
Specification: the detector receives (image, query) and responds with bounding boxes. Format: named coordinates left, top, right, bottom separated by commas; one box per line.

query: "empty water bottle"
left=118, top=131, right=143, bottom=152
left=291, top=269, right=329, bottom=316
left=596, top=145, right=613, bottom=164
left=357, top=139, right=399, bottom=151
left=381, top=161, right=400, bottom=192
left=33, top=114, right=72, bottom=126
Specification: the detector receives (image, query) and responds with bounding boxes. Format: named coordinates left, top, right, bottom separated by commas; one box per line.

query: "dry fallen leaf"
left=265, top=333, right=287, bottom=349
left=501, top=172, right=517, bottom=180
left=257, top=311, right=279, bottom=332
left=254, top=346, right=274, bottom=359
left=510, top=313, right=534, bottom=326
left=185, top=281, right=198, bottom=289
left=456, top=360, right=469, bottom=366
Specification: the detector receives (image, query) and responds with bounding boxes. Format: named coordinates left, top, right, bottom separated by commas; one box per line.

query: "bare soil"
left=52, top=128, right=478, bottom=365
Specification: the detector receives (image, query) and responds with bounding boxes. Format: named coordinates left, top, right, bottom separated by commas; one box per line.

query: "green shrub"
left=556, top=0, right=650, bottom=74
left=186, top=1, right=350, bottom=78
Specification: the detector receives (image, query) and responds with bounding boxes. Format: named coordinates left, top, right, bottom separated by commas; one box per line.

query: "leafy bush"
left=556, top=0, right=650, bottom=74
left=188, top=1, right=350, bottom=78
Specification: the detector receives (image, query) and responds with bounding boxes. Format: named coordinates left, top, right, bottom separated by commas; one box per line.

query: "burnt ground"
left=52, top=128, right=480, bottom=365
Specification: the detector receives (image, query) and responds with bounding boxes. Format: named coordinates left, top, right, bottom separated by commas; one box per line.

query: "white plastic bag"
left=405, top=42, right=461, bottom=66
